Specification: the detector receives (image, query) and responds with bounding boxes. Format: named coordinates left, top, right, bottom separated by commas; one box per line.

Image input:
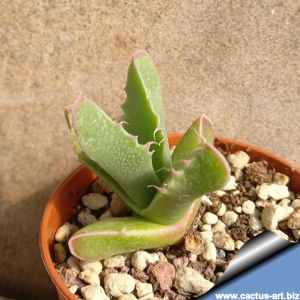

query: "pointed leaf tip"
left=131, top=50, right=148, bottom=60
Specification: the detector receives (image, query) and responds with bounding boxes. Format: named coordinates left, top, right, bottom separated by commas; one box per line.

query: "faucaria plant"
left=65, top=50, right=230, bottom=261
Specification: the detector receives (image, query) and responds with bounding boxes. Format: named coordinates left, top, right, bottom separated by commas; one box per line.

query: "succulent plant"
left=65, top=51, right=230, bottom=261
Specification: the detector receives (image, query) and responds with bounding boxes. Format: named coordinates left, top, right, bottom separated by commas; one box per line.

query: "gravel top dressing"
left=53, top=150, right=300, bottom=300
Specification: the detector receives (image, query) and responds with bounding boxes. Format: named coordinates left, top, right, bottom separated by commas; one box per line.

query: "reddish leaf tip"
left=131, top=50, right=148, bottom=61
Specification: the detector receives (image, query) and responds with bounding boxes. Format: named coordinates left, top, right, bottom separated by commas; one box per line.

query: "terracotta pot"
left=39, top=135, right=300, bottom=300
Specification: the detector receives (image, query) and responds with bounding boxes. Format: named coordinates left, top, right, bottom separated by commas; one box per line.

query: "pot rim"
left=39, top=134, right=300, bottom=300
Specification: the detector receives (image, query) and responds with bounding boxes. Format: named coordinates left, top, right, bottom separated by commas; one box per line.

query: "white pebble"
left=200, top=224, right=212, bottom=232
left=78, top=209, right=97, bottom=226
left=227, top=151, right=250, bottom=169
left=213, top=232, right=235, bottom=251
left=223, top=176, right=237, bottom=191
left=81, top=285, right=109, bottom=300
left=261, top=203, right=294, bottom=230
left=79, top=270, right=100, bottom=286
left=55, top=223, right=72, bottom=242
left=78, top=260, right=102, bottom=275
left=202, top=212, right=218, bottom=225
left=69, top=285, right=79, bottom=294
left=104, top=273, right=136, bottom=297
left=222, top=211, right=238, bottom=227
left=273, top=172, right=289, bottom=185
left=233, top=206, right=242, bottom=214
left=250, top=216, right=264, bottom=231
left=104, top=255, right=126, bottom=268
left=202, top=240, right=217, bottom=261
left=291, top=199, right=300, bottom=208
left=215, top=190, right=226, bottom=197
left=131, top=251, right=159, bottom=271
left=242, top=200, right=256, bottom=214
left=235, top=240, right=244, bottom=250
left=200, top=195, right=213, bottom=206
left=212, top=220, right=227, bottom=233
left=199, top=231, right=213, bottom=241
left=83, top=193, right=108, bottom=210
left=135, top=281, right=153, bottom=298
left=174, top=267, right=214, bottom=295
left=188, top=253, right=198, bottom=262
left=256, top=183, right=289, bottom=201
left=217, top=202, right=227, bottom=217
left=278, top=199, right=291, bottom=207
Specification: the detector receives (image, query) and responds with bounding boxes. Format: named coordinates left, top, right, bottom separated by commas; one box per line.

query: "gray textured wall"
left=0, top=1, right=299, bottom=299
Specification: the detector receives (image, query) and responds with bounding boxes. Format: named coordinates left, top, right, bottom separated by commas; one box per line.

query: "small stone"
left=135, top=281, right=153, bottom=298
left=256, top=183, right=289, bottom=201
left=78, top=260, right=102, bottom=275
left=222, top=211, right=238, bottom=227
left=200, top=224, right=212, bottom=232
left=244, top=161, right=271, bottom=184
left=78, top=208, right=97, bottom=226
left=54, top=243, right=67, bottom=263
left=110, top=193, right=131, bottom=216
left=213, top=232, right=235, bottom=251
left=69, top=285, right=79, bottom=294
left=67, top=256, right=80, bottom=272
left=261, top=203, right=294, bottom=230
left=287, top=208, right=300, bottom=230
left=174, top=267, right=214, bottom=295
left=273, top=172, right=290, bottom=185
left=291, top=199, right=300, bottom=209
left=99, top=209, right=112, bottom=220
left=216, top=203, right=227, bottom=217
left=199, top=231, right=213, bottom=241
left=227, top=151, right=250, bottom=169
left=188, top=253, right=198, bottom=262
left=233, top=206, right=242, bottom=214
left=129, top=269, right=149, bottom=283
left=81, top=285, right=109, bottom=300
left=242, top=200, right=256, bottom=215
left=104, top=255, right=126, bottom=268
left=223, top=176, right=237, bottom=191
left=202, top=240, right=217, bottom=261
left=235, top=240, right=244, bottom=250
left=249, top=216, right=263, bottom=231
left=255, top=200, right=268, bottom=208
left=118, top=295, right=137, bottom=300
left=104, top=273, right=136, bottom=297
left=156, top=252, right=168, bottom=262
left=278, top=199, right=291, bottom=207
left=216, top=249, right=226, bottom=260
left=234, top=168, right=243, bottom=180
left=200, top=195, right=213, bottom=206
left=212, top=221, right=227, bottom=233
left=172, top=256, right=189, bottom=269
left=61, top=268, right=83, bottom=287
left=202, top=212, right=218, bottom=225
left=184, top=234, right=205, bottom=254
left=79, top=270, right=100, bottom=286
left=215, top=190, right=226, bottom=197
left=55, top=223, right=72, bottom=242
left=131, top=251, right=159, bottom=271
left=147, top=261, right=176, bottom=291
left=82, top=193, right=108, bottom=210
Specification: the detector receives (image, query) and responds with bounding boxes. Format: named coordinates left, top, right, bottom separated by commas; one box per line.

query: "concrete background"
left=0, top=1, right=299, bottom=299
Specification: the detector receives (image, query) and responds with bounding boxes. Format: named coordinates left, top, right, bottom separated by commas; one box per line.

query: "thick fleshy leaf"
left=72, top=98, right=161, bottom=211
left=171, top=115, right=214, bottom=168
left=69, top=201, right=200, bottom=261
left=141, top=143, right=230, bottom=225
left=122, top=51, right=171, bottom=182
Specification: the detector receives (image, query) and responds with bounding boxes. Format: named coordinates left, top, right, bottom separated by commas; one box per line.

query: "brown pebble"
left=61, top=268, right=84, bottom=288
left=172, top=256, right=189, bottom=269
left=129, top=268, right=149, bottom=283
left=147, top=261, right=175, bottom=291
left=244, top=161, right=271, bottom=185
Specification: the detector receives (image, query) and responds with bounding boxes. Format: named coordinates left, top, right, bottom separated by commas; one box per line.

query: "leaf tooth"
left=117, top=120, right=129, bottom=130
left=143, top=140, right=158, bottom=151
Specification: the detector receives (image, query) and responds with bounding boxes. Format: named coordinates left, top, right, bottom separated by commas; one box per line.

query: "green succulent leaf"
left=122, top=51, right=171, bottom=182
left=141, top=143, right=230, bottom=225
left=71, top=98, right=161, bottom=211
left=171, top=115, right=214, bottom=168
left=69, top=201, right=200, bottom=261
